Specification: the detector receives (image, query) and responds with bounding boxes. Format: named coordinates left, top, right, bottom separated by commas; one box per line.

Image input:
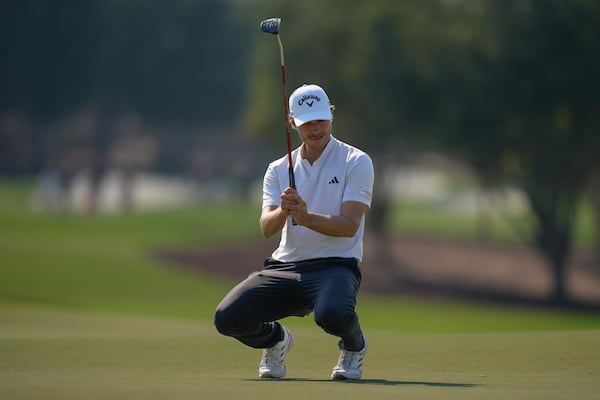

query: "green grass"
left=0, top=178, right=263, bottom=318
left=1, top=178, right=600, bottom=399
left=357, top=296, right=600, bottom=333
left=1, top=306, right=599, bottom=400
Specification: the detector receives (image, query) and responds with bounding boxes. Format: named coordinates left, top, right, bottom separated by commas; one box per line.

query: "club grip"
left=288, top=168, right=296, bottom=190
left=288, top=167, right=297, bottom=225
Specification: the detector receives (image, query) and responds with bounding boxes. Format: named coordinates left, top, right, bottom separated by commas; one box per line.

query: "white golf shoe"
left=258, top=327, right=294, bottom=379
left=331, top=336, right=367, bottom=380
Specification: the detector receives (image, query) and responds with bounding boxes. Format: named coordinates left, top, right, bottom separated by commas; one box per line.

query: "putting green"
left=1, top=306, right=599, bottom=400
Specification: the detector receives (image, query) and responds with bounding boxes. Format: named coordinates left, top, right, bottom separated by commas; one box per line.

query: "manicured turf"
left=1, top=306, right=599, bottom=400
left=1, top=179, right=600, bottom=399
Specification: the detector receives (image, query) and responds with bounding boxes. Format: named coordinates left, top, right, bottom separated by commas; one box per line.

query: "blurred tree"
left=244, top=0, right=600, bottom=304
left=0, top=0, right=250, bottom=122
left=0, top=0, right=255, bottom=176
left=590, top=173, right=600, bottom=265
left=2, top=0, right=598, bottom=301
left=0, top=0, right=103, bottom=117
left=428, top=0, right=600, bottom=303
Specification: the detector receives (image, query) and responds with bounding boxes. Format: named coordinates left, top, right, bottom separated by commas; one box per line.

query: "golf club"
left=259, top=17, right=296, bottom=191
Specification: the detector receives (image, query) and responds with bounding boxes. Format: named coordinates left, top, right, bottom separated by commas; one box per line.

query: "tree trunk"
left=527, top=187, right=575, bottom=305
left=546, top=246, right=568, bottom=305
left=589, top=173, right=600, bottom=265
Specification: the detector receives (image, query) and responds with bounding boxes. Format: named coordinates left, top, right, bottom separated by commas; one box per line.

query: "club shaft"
left=278, top=35, right=295, bottom=190
left=277, top=34, right=285, bottom=66
left=275, top=31, right=297, bottom=225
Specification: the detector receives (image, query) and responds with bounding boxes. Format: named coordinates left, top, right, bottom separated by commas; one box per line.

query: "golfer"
left=214, top=83, right=374, bottom=380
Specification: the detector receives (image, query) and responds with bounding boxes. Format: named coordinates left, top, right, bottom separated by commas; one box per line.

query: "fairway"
left=1, top=181, right=600, bottom=399
left=1, top=306, right=599, bottom=400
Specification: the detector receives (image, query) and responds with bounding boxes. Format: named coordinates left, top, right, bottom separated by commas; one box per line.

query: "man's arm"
left=298, top=201, right=368, bottom=237
left=260, top=205, right=288, bottom=238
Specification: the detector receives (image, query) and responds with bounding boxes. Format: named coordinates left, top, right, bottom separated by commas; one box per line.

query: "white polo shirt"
left=262, top=136, right=374, bottom=262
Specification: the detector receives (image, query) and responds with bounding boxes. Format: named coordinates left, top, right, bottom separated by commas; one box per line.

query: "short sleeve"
left=262, top=162, right=282, bottom=208
left=343, top=153, right=374, bottom=207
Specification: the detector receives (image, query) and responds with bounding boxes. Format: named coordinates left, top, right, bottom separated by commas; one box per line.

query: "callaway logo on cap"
left=289, top=84, right=333, bottom=126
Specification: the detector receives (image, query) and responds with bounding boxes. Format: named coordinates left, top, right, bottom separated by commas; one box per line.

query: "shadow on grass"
left=340, top=379, right=478, bottom=387
left=246, top=378, right=478, bottom=387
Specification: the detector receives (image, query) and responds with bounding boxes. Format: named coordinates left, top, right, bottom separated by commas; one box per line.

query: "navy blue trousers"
left=214, top=257, right=364, bottom=351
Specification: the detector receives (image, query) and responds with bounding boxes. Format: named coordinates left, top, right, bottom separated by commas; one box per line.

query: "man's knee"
left=214, top=302, right=261, bottom=337
left=314, top=305, right=357, bottom=336
left=214, top=307, right=235, bottom=336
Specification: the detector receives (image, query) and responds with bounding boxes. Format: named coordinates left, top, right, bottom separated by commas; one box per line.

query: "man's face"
left=296, top=119, right=332, bottom=150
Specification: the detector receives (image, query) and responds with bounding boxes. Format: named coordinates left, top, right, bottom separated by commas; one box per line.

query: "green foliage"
left=246, top=0, right=600, bottom=157
left=3, top=1, right=598, bottom=305
left=244, top=0, right=600, bottom=302
left=0, top=0, right=253, bottom=122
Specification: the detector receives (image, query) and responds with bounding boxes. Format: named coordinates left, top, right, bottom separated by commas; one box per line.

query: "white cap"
left=289, top=84, right=333, bottom=126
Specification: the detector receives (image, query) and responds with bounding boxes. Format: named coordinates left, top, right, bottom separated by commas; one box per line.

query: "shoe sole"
left=331, top=372, right=362, bottom=380
left=259, top=373, right=284, bottom=379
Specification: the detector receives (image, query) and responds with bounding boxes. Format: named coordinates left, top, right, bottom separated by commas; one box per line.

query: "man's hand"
left=280, top=187, right=308, bottom=224
left=260, top=187, right=303, bottom=238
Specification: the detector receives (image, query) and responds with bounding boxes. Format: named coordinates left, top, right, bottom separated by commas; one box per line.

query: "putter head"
left=260, top=18, right=281, bottom=34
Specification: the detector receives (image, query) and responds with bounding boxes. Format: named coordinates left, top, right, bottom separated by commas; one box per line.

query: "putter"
left=259, top=17, right=296, bottom=191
